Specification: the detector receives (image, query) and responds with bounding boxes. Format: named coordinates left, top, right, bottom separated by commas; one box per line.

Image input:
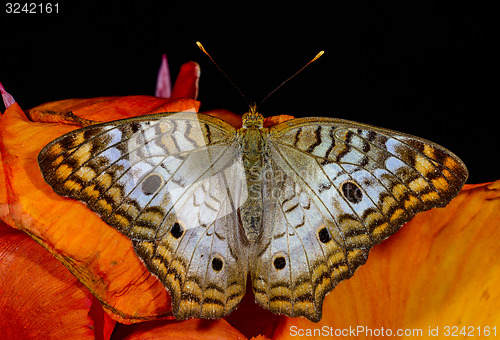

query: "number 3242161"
left=5, top=3, right=59, bottom=14
left=443, top=326, right=497, bottom=337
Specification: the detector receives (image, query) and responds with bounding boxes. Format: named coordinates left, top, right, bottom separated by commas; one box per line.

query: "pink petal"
left=0, top=82, right=16, bottom=109
left=155, top=54, right=172, bottom=98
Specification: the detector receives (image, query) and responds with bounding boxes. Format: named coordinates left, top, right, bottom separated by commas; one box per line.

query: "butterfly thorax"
left=238, top=110, right=267, bottom=242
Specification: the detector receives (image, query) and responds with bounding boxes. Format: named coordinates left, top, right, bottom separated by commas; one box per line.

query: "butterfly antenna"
left=258, top=50, right=324, bottom=108
left=196, top=41, right=251, bottom=107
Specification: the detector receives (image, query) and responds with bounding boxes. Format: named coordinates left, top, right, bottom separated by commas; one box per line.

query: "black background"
left=1, top=2, right=495, bottom=183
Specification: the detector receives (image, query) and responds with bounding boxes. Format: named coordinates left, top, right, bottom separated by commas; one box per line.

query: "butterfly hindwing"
left=251, top=156, right=353, bottom=322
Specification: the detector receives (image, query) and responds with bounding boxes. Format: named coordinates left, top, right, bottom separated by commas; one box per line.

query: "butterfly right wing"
left=38, top=112, right=250, bottom=319
left=251, top=117, right=467, bottom=322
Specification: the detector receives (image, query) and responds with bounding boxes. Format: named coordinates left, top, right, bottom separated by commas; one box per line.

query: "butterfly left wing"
left=251, top=117, right=467, bottom=322
left=38, top=112, right=251, bottom=319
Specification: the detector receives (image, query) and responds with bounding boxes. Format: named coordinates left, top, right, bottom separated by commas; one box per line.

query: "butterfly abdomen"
left=238, top=126, right=267, bottom=242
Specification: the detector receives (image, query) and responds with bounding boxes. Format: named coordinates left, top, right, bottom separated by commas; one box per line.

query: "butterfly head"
left=242, top=103, right=264, bottom=129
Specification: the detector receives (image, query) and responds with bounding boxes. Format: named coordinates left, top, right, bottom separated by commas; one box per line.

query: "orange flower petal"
left=26, top=95, right=199, bottom=125
left=204, top=109, right=243, bottom=128
left=112, top=319, right=246, bottom=339
left=0, top=221, right=115, bottom=339
left=0, top=83, right=15, bottom=225
left=0, top=144, right=13, bottom=226
left=263, top=114, right=294, bottom=128
left=171, top=61, right=200, bottom=99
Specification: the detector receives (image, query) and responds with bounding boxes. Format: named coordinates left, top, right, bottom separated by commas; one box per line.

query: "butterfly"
left=37, top=104, right=467, bottom=322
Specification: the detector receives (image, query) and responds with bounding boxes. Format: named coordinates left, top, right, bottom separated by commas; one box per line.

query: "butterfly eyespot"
left=170, top=222, right=184, bottom=239
left=142, top=173, right=164, bottom=195
left=130, top=122, right=141, bottom=133
left=341, top=180, right=363, bottom=204
left=273, top=256, right=286, bottom=270
left=318, top=227, right=331, bottom=243
left=211, top=257, right=223, bottom=271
